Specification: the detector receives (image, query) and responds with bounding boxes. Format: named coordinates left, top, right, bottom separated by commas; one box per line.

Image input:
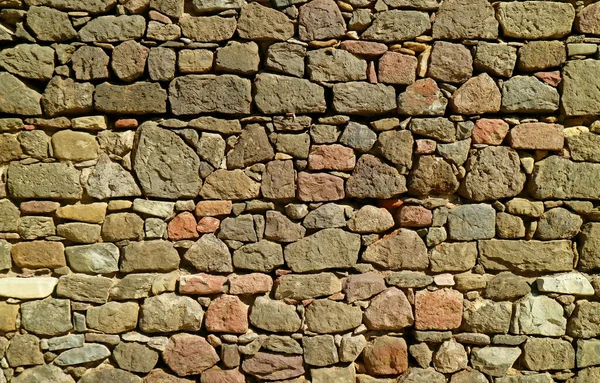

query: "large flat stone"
left=562, top=60, right=600, bottom=116
left=0, top=72, right=42, bottom=116
left=95, top=82, right=167, bottom=114
left=528, top=156, right=600, bottom=200
left=0, top=277, right=58, bottom=299
left=254, top=73, right=326, bottom=114
left=169, top=75, right=251, bottom=115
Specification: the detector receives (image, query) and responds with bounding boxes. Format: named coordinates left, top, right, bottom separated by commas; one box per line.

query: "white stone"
left=471, top=347, right=521, bottom=377
left=511, top=294, right=566, bottom=336
left=536, top=272, right=595, bottom=296
left=133, top=199, right=175, bottom=219
left=71, top=116, right=107, bottom=130
left=0, top=277, right=58, bottom=299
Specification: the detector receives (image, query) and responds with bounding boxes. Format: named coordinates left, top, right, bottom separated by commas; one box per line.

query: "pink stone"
left=229, top=273, right=273, bottom=295
left=472, top=119, right=510, bottom=145
left=344, top=272, right=386, bottom=303
left=576, top=2, right=600, bottom=35
left=397, top=205, right=433, bottom=227
left=200, top=368, right=245, bottom=383
left=534, top=71, right=562, bottom=87
left=163, top=334, right=219, bottom=376
left=242, top=353, right=304, bottom=381
left=508, top=123, right=564, bottom=150
left=20, top=201, right=60, bottom=214
left=368, top=61, right=377, bottom=84
left=195, top=200, right=233, bottom=217
left=297, top=172, right=345, bottom=202
left=398, top=78, right=448, bottom=116
left=415, top=139, right=436, bottom=154
left=179, top=274, right=227, bottom=295
left=450, top=73, right=502, bottom=115
left=378, top=52, right=417, bottom=85
left=197, top=217, right=220, bottom=233
left=363, top=336, right=408, bottom=376
left=340, top=40, right=388, bottom=57
left=364, top=287, right=414, bottom=330
left=204, top=295, right=249, bottom=334
left=114, top=119, right=138, bottom=128
left=378, top=199, right=404, bottom=209
left=168, top=212, right=199, bottom=241
left=415, top=289, right=463, bottom=330
left=308, top=144, right=356, bottom=171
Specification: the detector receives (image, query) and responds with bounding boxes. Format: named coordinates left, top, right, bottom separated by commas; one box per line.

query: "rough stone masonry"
left=1, top=0, right=600, bottom=382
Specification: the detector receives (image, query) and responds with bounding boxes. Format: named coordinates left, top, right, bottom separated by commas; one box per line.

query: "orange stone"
left=168, top=212, right=199, bottom=241
left=308, top=144, right=356, bottom=171
left=415, top=289, right=463, bottom=330
left=11, top=241, right=65, bottom=269
left=297, top=172, right=344, bottom=202
left=229, top=273, right=273, bottom=295
left=363, top=336, right=408, bottom=376
left=534, top=70, right=561, bottom=87
left=20, top=201, right=60, bottom=214
left=179, top=274, right=227, bottom=295
left=508, top=123, right=564, bottom=151
left=378, top=199, right=403, bottom=209
left=195, top=200, right=233, bottom=217
left=197, top=217, right=220, bottom=233
left=397, top=205, right=432, bottom=227
left=204, top=295, right=249, bottom=334
left=114, top=119, right=138, bottom=128
left=473, top=119, right=510, bottom=145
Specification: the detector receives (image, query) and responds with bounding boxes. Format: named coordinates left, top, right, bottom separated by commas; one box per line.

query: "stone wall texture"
left=1, top=0, right=600, bottom=382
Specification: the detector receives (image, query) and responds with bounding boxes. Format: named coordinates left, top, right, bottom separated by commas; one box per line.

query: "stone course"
left=0, top=0, right=599, bottom=382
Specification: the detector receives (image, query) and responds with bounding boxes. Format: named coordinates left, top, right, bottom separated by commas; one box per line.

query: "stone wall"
left=0, top=0, right=600, bottom=382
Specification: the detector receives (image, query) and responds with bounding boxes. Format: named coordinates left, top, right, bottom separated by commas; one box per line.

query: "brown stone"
left=450, top=73, right=502, bottom=115
left=179, top=274, right=227, bottom=295
left=298, top=0, right=346, bottom=41
left=195, top=200, right=232, bottom=217
left=11, top=241, right=65, bottom=269
left=229, top=273, right=273, bottom=295
left=428, top=41, right=473, bottom=84
left=201, top=369, right=245, bottom=383
left=415, top=289, right=463, bottom=330
left=297, top=172, right=345, bottom=202
left=242, top=353, right=304, bottom=381
left=508, top=123, right=564, bottom=151
left=204, top=295, right=249, bottom=334
left=19, top=201, right=60, bottom=214
left=577, top=2, right=600, bottom=35
left=308, top=144, right=356, bottom=171
left=196, top=217, right=220, bottom=234
left=472, top=119, right=509, bottom=145
left=340, top=41, right=388, bottom=57
left=167, top=212, right=199, bottom=241
left=163, top=334, right=219, bottom=376
left=363, top=336, right=408, bottom=376
left=378, top=52, right=417, bottom=85
left=397, top=205, right=433, bottom=227
left=364, top=287, right=414, bottom=330
left=398, top=78, right=448, bottom=116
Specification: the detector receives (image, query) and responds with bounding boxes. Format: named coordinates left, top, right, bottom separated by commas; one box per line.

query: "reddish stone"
left=195, top=200, right=233, bottom=217
left=534, top=71, right=562, bottom=87
left=340, top=40, right=388, bottom=57
left=20, top=201, right=60, bottom=214
left=397, top=205, right=432, bottom=227
left=363, top=336, right=408, bottom=376
left=364, top=287, right=414, bottom=330
left=450, top=73, right=502, bottom=115
left=24, top=124, right=35, bottom=130
left=229, top=273, right=273, bottom=295
left=344, top=272, right=386, bottom=303
left=367, top=61, right=377, bottom=84
left=204, top=295, right=249, bottom=334
left=242, top=352, right=304, bottom=381
left=508, top=123, right=564, bottom=150
left=378, top=52, right=417, bottom=85
left=398, top=78, right=447, bottom=116
left=415, top=139, right=436, bottom=154
left=179, top=274, right=227, bottom=295
left=378, top=199, right=403, bottom=209
left=168, top=212, right=199, bottom=241
left=472, top=119, right=510, bottom=145
left=415, top=289, right=463, bottom=330
left=200, top=368, right=245, bottom=383
left=114, top=119, right=138, bottom=128
left=197, top=217, right=220, bottom=233
left=163, top=334, right=219, bottom=376
left=297, top=172, right=345, bottom=202
left=576, top=2, right=600, bottom=35
left=308, top=144, right=356, bottom=171
left=144, top=369, right=194, bottom=383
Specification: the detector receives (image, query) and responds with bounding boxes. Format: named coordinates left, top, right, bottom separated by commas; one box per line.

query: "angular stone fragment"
left=22, top=297, right=72, bottom=336
left=0, top=72, right=42, bottom=116
left=201, top=170, right=260, bottom=200
left=111, top=40, right=148, bottom=82
left=121, top=241, right=179, bottom=273
left=233, top=240, right=283, bottom=272
left=140, top=293, right=203, bottom=333
left=150, top=0, right=183, bottom=18
left=215, top=41, right=259, bottom=75
left=333, top=82, right=397, bottom=115
left=65, top=243, right=119, bottom=274
left=343, top=273, right=386, bottom=303
left=266, top=42, right=306, bottom=78
left=57, top=274, right=112, bottom=303
left=497, top=2, right=575, bottom=39
left=433, top=339, right=467, bottom=373
left=180, top=15, right=235, bottom=43
left=428, top=41, right=472, bottom=84
left=363, top=229, right=428, bottom=270
left=378, top=51, right=417, bottom=85
left=512, top=295, right=566, bottom=336
left=415, top=289, right=463, bottom=330
left=26, top=6, right=77, bottom=42
left=42, top=77, right=94, bottom=117
left=102, top=212, right=144, bottom=242
left=430, top=242, right=477, bottom=272
left=265, top=211, right=306, bottom=242
left=479, top=239, right=574, bottom=273
left=6, top=334, right=44, bottom=367
left=71, top=46, right=109, bottom=80
left=297, top=172, right=345, bottom=202
left=227, top=125, right=274, bottom=169
left=192, top=0, right=243, bottom=11
left=79, top=15, right=146, bottom=42
left=95, top=82, right=167, bottom=114
left=474, top=43, right=517, bottom=78
left=348, top=205, right=394, bottom=233
left=471, top=347, right=522, bottom=377
left=304, top=335, right=338, bottom=366
left=463, top=299, right=512, bottom=334
left=363, top=10, right=430, bottom=42
left=518, top=41, right=566, bottom=72
left=537, top=273, right=593, bottom=296
left=536, top=208, right=582, bottom=240
left=363, top=336, right=408, bottom=376
left=184, top=234, right=232, bottom=273
left=11, top=240, right=65, bottom=269
left=567, top=300, right=600, bottom=338
left=205, top=295, right=248, bottom=334
left=398, top=78, right=447, bottom=116
left=250, top=296, right=301, bottom=332
left=0, top=44, right=54, bottom=80
left=298, top=0, right=346, bottom=41
left=25, top=0, right=116, bottom=13
left=562, top=60, right=600, bottom=116
left=567, top=132, right=600, bottom=162
left=305, top=299, right=362, bottom=333
left=237, top=3, right=294, bottom=41
left=364, top=287, right=414, bottom=330
left=508, top=123, right=563, bottom=151
left=432, top=0, right=498, bottom=40
left=86, top=302, right=139, bottom=334
left=162, top=334, right=219, bottom=376
left=346, top=154, right=406, bottom=198
left=522, top=338, right=575, bottom=371
left=450, top=73, right=502, bottom=115
left=408, top=156, right=458, bottom=197
left=242, top=352, right=304, bottom=381
left=307, top=48, right=366, bottom=82
left=170, top=75, right=251, bottom=115
left=529, top=156, right=600, bottom=200
left=501, top=76, right=560, bottom=114
left=86, top=154, right=141, bottom=200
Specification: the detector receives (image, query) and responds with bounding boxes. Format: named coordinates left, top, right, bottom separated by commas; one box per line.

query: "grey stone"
left=304, top=335, right=338, bottom=366
left=56, top=274, right=113, bottom=303
left=363, top=229, right=429, bottom=270
left=133, top=122, right=200, bottom=199
left=562, top=60, right=600, bottom=116
left=307, top=48, right=367, bottom=82
left=347, top=205, right=395, bottom=233
left=95, top=82, right=167, bottom=114
left=479, top=239, right=574, bottom=273
left=409, top=117, right=455, bottom=143
left=497, top=1, right=575, bottom=39
left=347, top=154, right=407, bottom=199
left=65, top=243, right=119, bottom=274
left=567, top=300, right=600, bottom=338
left=42, top=77, right=94, bottom=117
left=263, top=335, right=303, bottom=354
left=86, top=302, right=139, bottom=334
left=340, top=335, right=367, bottom=363
left=233, top=240, right=283, bottom=272
left=333, top=82, right=397, bottom=115
left=86, top=154, right=142, bottom=200
left=262, top=160, right=296, bottom=200
left=140, top=293, right=203, bottom=333
left=577, top=339, right=600, bottom=368
left=249, top=296, right=301, bottom=332
left=72, top=46, right=109, bottom=80
left=21, top=297, right=72, bottom=336
left=197, top=132, right=225, bottom=168
left=0, top=44, right=54, bottom=80
left=184, top=234, right=233, bottom=273
left=474, top=43, right=517, bottom=78
left=6, top=334, right=44, bottom=367
left=408, top=156, right=459, bottom=197
left=150, top=0, right=183, bottom=18
left=529, top=156, right=600, bottom=200
left=78, top=367, right=143, bottom=383
left=219, top=214, right=257, bottom=242
left=192, top=0, right=244, bottom=11
left=536, top=207, right=583, bottom=240
left=264, top=211, right=306, bottom=242
left=255, top=73, right=327, bottom=114
left=486, top=272, right=530, bottom=301
left=26, top=6, right=76, bottom=42
left=536, top=273, right=594, bottom=296
left=0, top=72, right=42, bottom=116
left=362, top=10, right=430, bottom=42
left=428, top=41, right=473, bottom=84
left=121, top=240, right=180, bottom=272
left=501, top=76, right=560, bottom=114
left=437, top=139, right=470, bottom=166
left=266, top=42, right=306, bottom=78
left=580, top=223, right=600, bottom=270
left=432, top=0, right=498, bottom=40
left=298, top=0, right=346, bottom=41
left=113, top=342, right=158, bottom=373
left=54, top=344, right=111, bottom=366
left=447, top=204, right=496, bottom=241
left=512, top=294, right=566, bottom=336
left=303, top=203, right=346, bottom=229
left=8, top=162, right=81, bottom=200
left=518, top=41, right=566, bottom=72
left=79, top=15, right=146, bottom=42
left=340, top=122, right=377, bottom=152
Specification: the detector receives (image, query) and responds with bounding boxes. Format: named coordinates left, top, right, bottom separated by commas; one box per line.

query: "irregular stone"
left=205, top=295, right=248, bottom=334
left=398, top=78, right=448, bottom=116
left=42, top=77, right=94, bottom=117
left=378, top=51, right=417, bottom=85
left=265, top=42, right=306, bottom=78
left=233, top=240, right=283, bottom=272
left=474, top=43, right=517, bottom=78
left=11, top=241, right=65, bottom=269
left=364, top=287, right=414, bottom=330
left=415, top=289, right=463, bottom=330
left=529, top=156, right=600, bottom=200
left=284, top=228, right=360, bottom=272
left=577, top=340, right=600, bottom=369
left=95, top=82, right=167, bottom=114
left=178, top=49, right=213, bottom=73
left=110, top=274, right=154, bottom=300
left=140, top=293, right=203, bottom=333
left=497, top=1, right=575, bottom=39
left=428, top=41, right=472, bottom=84
left=297, top=172, right=345, bottom=202
left=363, top=336, right=408, bottom=376
left=11, top=364, right=75, bottom=383
left=57, top=274, right=112, bottom=303
left=568, top=132, right=600, bottom=162
left=536, top=208, right=582, bottom=240
left=312, top=365, right=355, bottom=383
left=111, top=40, right=149, bottom=82
left=343, top=273, right=386, bottom=303
left=302, top=203, right=345, bottom=229
left=113, top=342, right=158, bottom=373
left=363, top=229, right=428, bottom=270
left=562, top=60, right=600, bottom=116
left=460, top=146, right=526, bottom=201
left=567, top=300, right=600, bottom=338
left=304, top=335, right=338, bottom=366
left=508, top=123, right=564, bottom=151
left=305, top=299, right=363, bottom=333
left=24, top=0, right=116, bottom=13
left=501, top=76, right=560, bottom=113
left=0, top=302, right=18, bottom=332
left=430, top=242, right=477, bottom=272
left=169, top=75, right=251, bottom=115
left=86, top=302, right=139, bottom=334
left=472, top=119, right=509, bottom=145
left=0, top=199, right=18, bottom=232
left=163, top=334, right=219, bottom=376
left=201, top=170, right=260, bottom=200
left=522, top=338, right=575, bottom=371
left=0, top=276, right=58, bottom=299
left=432, top=0, right=498, bottom=40
left=52, top=130, right=99, bottom=161
left=485, top=272, right=530, bottom=301
left=145, top=369, right=193, bottom=383
left=242, top=352, right=304, bottom=381
left=179, top=15, right=236, bottom=42
left=518, top=41, right=566, bottom=72
left=150, top=0, right=183, bottom=18
left=348, top=205, right=394, bottom=233
left=229, top=273, right=273, bottom=295
left=86, top=154, right=141, bottom=200
left=71, top=46, right=109, bottom=80
left=0, top=72, right=42, bottom=116
left=408, top=156, right=459, bottom=197
left=512, top=295, right=566, bottom=336
left=298, top=0, right=346, bottom=41
left=21, top=297, right=72, bottom=336
left=121, top=240, right=180, bottom=273
left=463, top=299, right=512, bottom=334
left=471, top=347, right=522, bottom=377
left=249, top=296, right=301, bottom=332
left=184, top=234, right=232, bottom=273
left=307, top=48, right=367, bottom=82
left=346, top=154, right=406, bottom=198
left=179, top=274, right=226, bottom=295
left=333, top=82, right=396, bottom=115
left=433, top=339, right=467, bottom=373
left=375, top=130, right=413, bottom=169
left=78, top=367, right=142, bottom=383
left=227, top=125, right=274, bottom=169
left=26, top=6, right=77, bottom=42
left=264, top=211, right=305, bottom=242
left=79, top=15, right=146, bottom=42
left=339, top=121, right=377, bottom=152
left=216, top=41, right=259, bottom=75
left=6, top=334, right=44, bottom=367
left=447, top=204, right=496, bottom=241
left=255, top=73, right=326, bottom=114
left=450, top=73, right=502, bottom=115
left=275, top=272, right=341, bottom=300
left=362, top=10, right=430, bottom=42
left=237, top=3, right=294, bottom=40
left=219, top=214, right=256, bottom=242
left=167, top=212, right=198, bottom=241
left=192, top=0, right=243, bottom=11
left=0, top=44, right=54, bottom=80
left=409, top=117, right=455, bottom=142
left=479, top=239, right=574, bottom=273
left=65, top=243, right=119, bottom=274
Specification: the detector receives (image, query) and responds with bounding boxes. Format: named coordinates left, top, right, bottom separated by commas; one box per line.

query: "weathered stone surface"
left=497, top=2, right=575, bottom=39
left=297, top=172, right=345, bottom=202
left=26, top=6, right=77, bottom=42
left=249, top=296, right=301, bottom=332
left=348, top=205, right=394, bottom=233
left=518, top=41, right=566, bottom=72
left=474, top=43, right=517, bottom=78
left=111, top=40, right=149, bottom=82
left=522, top=338, right=575, bottom=371
left=86, top=302, right=139, bottom=334
left=529, top=156, right=600, bottom=200
left=21, top=297, right=72, bottom=336
left=0, top=44, right=54, bottom=80
left=305, top=299, right=362, bottom=333
left=121, top=241, right=179, bottom=273
left=284, top=228, right=360, bottom=272
left=205, top=295, right=248, bottom=334
left=346, top=154, right=406, bottom=198
left=24, top=0, right=116, bottom=13
left=233, top=241, right=283, bottom=272
left=0, top=277, right=58, bottom=299
left=201, top=170, right=260, bottom=200
left=169, top=75, right=251, bottom=115
left=179, top=15, right=236, bottom=42
left=57, top=274, right=112, bottom=303
left=447, top=204, right=495, bottom=241
left=364, top=287, right=414, bottom=330
left=78, top=367, right=142, bottom=383
left=72, top=46, right=109, bottom=80
left=113, top=342, right=158, bottom=373
left=378, top=52, right=417, bottom=85
left=568, top=132, right=600, bottom=163
left=463, top=299, right=512, bottom=334
left=562, top=60, right=600, bottom=116
left=255, top=73, right=326, bottom=114
left=433, top=339, right=467, bottom=373
left=86, top=154, right=142, bottom=200
left=216, top=41, right=259, bottom=75
left=304, top=335, right=338, bottom=366
left=0, top=72, right=42, bottom=116
left=363, top=336, right=408, bottom=376
left=242, top=353, right=304, bottom=381
left=501, top=76, right=560, bottom=113
left=6, top=334, right=44, bottom=367
left=11, top=364, right=75, bottom=383
left=140, top=293, right=203, bottom=333
left=298, top=0, right=345, bottom=41
left=163, top=334, right=219, bottom=376
left=52, top=130, right=99, bottom=162
left=415, top=289, right=463, bottom=330
left=79, top=15, right=146, bottom=42
left=432, top=0, right=497, bottom=40
left=479, top=239, right=574, bottom=273
left=428, top=41, right=472, bottom=84
left=512, top=295, right=566, bottom=336
left=408, top=156, right=459, bottom=197
left=471, top=347, right=521, bottom=377
left=450, top=73, right=502, bottom=115
left=363, top=10, right=430, bottom=42
left=398, top=78, right=447, bottom=116
left=133, top=123, right=200, bottom=199
left=430, top=242, right=477, bottom=272
left=95, top=82, right=167, bottom=114
left=509, top=123, right=564, bottom=151
left=460, top=146, right=526, bottom=201
left=363, top=229, right=428, bottom=270
left=307, top=48, right=367, bottom=82
left=227, top=125, right=274, bottom=169
left=275, top=273, right=341, bottom=300
left=238, top=3, right=294, bottom=40
left=65, top=243, right=119, bottom=274
left=266, top=42, right=306, bottom=78
left=308, top=144, right=356, bottom=171
left=333, top=82, right=397, bottom=115
left=536, top=208, right=582, bottom=240
left=11, top=240, right=65, bottom=269
left=42, top=77, right=94, bottom=117
left=568, top=301, right=600, bottom=338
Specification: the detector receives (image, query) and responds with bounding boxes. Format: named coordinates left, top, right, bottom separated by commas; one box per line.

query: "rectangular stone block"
left=169, top=75, right=251, bottom=115
left=528, top=156, right=600, bottom=200
left=94, top=82, right=167, bottom=114
left=479, top=239, right=574, bottom=273
left=8, top=163, right=82, bottom=200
